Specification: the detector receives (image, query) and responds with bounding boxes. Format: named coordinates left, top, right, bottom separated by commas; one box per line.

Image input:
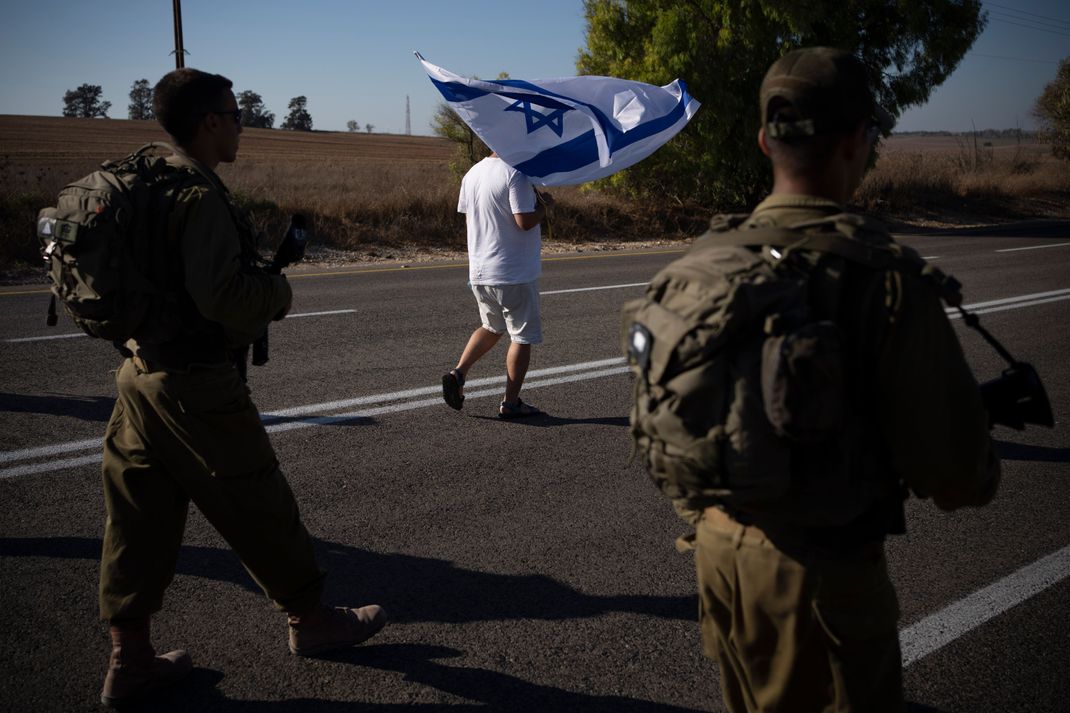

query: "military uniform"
left=691, top=195, right=1000, bottom=712
left=99, top=152, right=324, bottom=620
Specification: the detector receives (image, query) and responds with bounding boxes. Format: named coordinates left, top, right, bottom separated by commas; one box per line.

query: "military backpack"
left=621, top=214, right=949, bottom=525
left=37, top=142, right=202, bottom=341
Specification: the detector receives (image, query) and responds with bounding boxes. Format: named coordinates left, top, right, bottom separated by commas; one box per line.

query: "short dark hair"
left=153, top=68, right=233, bottom=144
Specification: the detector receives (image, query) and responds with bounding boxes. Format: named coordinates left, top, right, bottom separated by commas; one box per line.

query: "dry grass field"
left=1, top=115, right=702, bottom=270
left=2, top=115, right=1067, bottom=270
left=857, top=133, right=1070, bottom=224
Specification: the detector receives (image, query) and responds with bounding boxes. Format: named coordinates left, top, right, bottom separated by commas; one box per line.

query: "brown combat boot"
left=100, top=618, right=192, bottom=708
left=288, top=604, right=388, bottom=656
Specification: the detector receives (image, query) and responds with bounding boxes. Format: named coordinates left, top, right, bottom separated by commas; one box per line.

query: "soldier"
left=97, top=68, right=386, bottom=707
left=645, top=48, right=1000, bottom=711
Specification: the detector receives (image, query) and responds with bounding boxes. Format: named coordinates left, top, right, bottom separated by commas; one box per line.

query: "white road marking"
left=3, top=309, right=354, bottom=343
left=0, top=437, right=102, bottom=464
left=0, top=358, right=629, bottom=476
left=901, top=544, right=1070, bottom=666
left=5, top=332, right=86, bottom=343
left=0, top=454, right=102, bottom=480
left=264, top=357, right=625, bottom=418
left=285, top=309, right=356, bottom=318
left=541, top=282, right=647, bottom=296
left=995, top=241, right=1070, bottom=253
left=267, top=365, right=630, bottom=433
left=947, top=288, right=1070, bottom=318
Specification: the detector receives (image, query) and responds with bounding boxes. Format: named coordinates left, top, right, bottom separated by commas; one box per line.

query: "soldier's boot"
left=100, top=618, right=192, bottom=708
left=288, top=604, right=388, bottom=656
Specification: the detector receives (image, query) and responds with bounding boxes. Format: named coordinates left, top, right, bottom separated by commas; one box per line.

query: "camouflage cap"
left=760, top=47, right=894, bottom=140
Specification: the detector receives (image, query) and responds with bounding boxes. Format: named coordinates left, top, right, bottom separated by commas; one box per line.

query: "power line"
left=988, top=15, right=1070, bottom=38
left=988, top=8, right=1070, bottom=31
left=985, top=1, right=1070, bottom=29
left=969, top=52, right=1061, bottom=64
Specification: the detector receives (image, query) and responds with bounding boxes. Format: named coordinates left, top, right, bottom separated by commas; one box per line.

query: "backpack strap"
left=694, top=224, right=965, bottom=309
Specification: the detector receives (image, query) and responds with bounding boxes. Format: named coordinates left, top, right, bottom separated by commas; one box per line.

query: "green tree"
left=364, top=123, right=374, bottom=134
left=1033, top=57, right=1070, bottom=160
left=127, top=79, right=153, bottom=120
left=430, top=71, right=506, bottom=176
left=346, top=119, right=360, bottom=132
left=237, top=90, right=275, bottom=129
left=579, top=0, right=987, bottom=208
left=281, top=96, right=312, bottom=131
left=432, top=101, right=490, bottom=166
left=62, top=84, right=111, bottom=118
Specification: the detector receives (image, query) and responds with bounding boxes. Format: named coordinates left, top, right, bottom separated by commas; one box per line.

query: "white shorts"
left=471, top=281, right=542, bottom=344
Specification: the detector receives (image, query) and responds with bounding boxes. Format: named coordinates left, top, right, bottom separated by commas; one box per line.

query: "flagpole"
left=172, top=0, right=186, bottom=69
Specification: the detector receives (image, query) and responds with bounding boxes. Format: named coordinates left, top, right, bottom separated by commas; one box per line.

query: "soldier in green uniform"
left=687, top=48, right=1001, bottom=712
left=97, top=68, right=386, bottom=707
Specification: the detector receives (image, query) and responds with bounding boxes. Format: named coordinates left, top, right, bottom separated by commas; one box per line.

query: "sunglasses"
left=865, top=117, right=882, bottom=144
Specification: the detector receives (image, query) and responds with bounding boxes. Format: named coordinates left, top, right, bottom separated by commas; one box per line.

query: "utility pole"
left=172, top=0, right=187, bottom=69
left=405, top=95, right=411, bottom=136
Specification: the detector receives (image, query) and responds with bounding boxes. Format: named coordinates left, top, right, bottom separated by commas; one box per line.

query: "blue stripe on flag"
left=515, top=130, right=600, bottom=176
left=514, top=86, right=692, bottom=178
left=430, top=78, right=575, bottom=112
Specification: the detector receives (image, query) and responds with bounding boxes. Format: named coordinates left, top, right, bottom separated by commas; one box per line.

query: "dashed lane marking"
left=995, top=241, right=1070, bottom=253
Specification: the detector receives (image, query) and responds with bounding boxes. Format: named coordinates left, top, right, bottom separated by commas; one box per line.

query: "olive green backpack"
left=36, top=142, right=200, bottom=340
left=621, top=214, right=943, bottom=525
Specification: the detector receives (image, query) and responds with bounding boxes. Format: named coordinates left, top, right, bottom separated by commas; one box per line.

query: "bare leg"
left=456, top=327, right=503, bottom=382
left=504, top=342, right=531, bottom=405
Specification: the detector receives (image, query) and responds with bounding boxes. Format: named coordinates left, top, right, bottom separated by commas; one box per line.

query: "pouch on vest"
left=36, top=142, right=196, bottom=341
left=622, top=219, right=919, bottom=525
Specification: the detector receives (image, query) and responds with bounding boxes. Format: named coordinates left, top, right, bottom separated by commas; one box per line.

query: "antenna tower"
left=405, top=95, right=412, bottom=136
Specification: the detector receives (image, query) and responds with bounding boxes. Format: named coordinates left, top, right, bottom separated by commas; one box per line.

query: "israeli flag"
left=417, top=53, right=700, bottom=186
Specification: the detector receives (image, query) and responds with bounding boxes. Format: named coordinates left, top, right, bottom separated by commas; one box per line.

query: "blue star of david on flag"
left=417, top=52, right=700, bottom=186
left=504, top=99, right=569, bottom=138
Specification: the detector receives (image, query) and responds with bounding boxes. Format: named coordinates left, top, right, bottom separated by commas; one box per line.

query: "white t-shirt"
left=457, top=157, right=541, bottom=285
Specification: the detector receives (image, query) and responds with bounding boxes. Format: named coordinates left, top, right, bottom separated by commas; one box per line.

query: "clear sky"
left=0, top=1, right=1066, bottom=135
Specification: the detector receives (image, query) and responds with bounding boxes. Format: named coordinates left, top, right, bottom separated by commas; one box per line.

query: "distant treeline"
left=893, top=129, right=1038, bottom=139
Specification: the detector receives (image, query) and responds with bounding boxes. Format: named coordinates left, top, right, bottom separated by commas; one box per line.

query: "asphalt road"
left=1, top=226, right=1068, bottom=712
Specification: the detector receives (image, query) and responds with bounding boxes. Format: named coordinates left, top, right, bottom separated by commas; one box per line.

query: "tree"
left=346, top=119, right=360, bottom=132
left=280, top=96, right=312, bottom=131
left=364, top=123, right=374, bottom=134
left=579, top=0, right=987, bottom=208
left=430, top=71, right=506, bottom=174
left=127, top=79, right=153, bottom=120
left=62, top=84, right=111, bottom=118
left=432, top=101, right=490, bottom=167
left=237, top=90, right=275, bottom=129
left=1034, top=57, right=1070, bottom=160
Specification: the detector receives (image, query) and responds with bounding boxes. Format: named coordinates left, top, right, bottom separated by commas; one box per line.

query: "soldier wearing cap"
left=689, top=48, right=1000, bottom=712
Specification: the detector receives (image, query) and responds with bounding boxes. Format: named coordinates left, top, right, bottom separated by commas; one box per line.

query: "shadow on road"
left=0, top=536, right=692, bottom=625
left=118, top=644, right=705, bottom=713
left=887, top=219, right=1070, bottom=238
left=466, top=414, right=630, bottom=428
left=0, top=391, right=115, bottom=422
left=995, top=440, right=1070, bottom=463
left=261, top=414, right=377, bottom=428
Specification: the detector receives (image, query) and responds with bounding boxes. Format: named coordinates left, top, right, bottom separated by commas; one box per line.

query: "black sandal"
left=442, top=369, right=465, bottom=410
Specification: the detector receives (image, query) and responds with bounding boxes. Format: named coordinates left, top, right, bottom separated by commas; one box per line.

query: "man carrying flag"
left=441, top=153, right=553, bottom=418
left=422, top=53, right=698, bottom=417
